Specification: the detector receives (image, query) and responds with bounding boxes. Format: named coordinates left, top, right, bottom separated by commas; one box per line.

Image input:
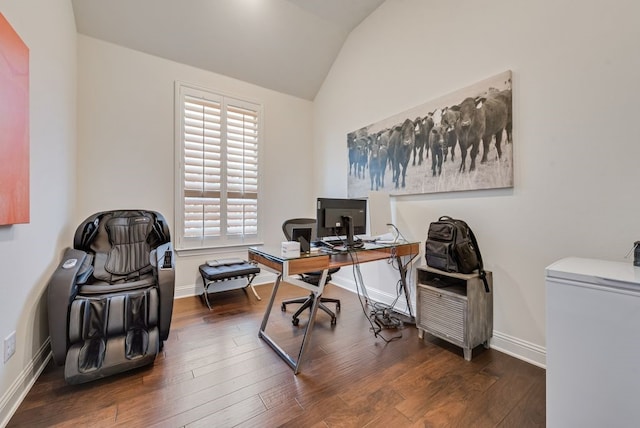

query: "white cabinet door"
left=546, top=257, right=640, bottom=428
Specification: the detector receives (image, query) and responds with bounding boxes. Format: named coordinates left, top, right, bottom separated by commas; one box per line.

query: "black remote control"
left=162, top=250, right=172, bottom=269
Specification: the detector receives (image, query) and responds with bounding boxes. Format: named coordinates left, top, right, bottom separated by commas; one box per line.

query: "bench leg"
left=246, top=274, right=261, bottom=301
left=201, top=284, right=213, bottom=311
left=201, top=274, right=260, bottom=311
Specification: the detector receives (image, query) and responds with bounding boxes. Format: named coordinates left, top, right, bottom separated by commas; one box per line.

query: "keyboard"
left=312, top=239, right=343, bottom=248
left=313, top=238, right=365, bottom=251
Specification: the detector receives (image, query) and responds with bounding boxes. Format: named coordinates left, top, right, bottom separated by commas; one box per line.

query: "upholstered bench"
left=198, top=259, right=261, bottom=310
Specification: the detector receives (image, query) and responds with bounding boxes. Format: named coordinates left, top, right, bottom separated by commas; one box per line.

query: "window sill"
left=175, top=241, right=264, bottom=258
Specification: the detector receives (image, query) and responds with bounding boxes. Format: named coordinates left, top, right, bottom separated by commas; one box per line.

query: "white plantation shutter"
left=226, top=103, right=259, bottom=236
left=176, top=83, right=261, bottom=249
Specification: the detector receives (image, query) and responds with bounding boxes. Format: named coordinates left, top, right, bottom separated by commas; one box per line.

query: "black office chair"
left=281, top=218, right=341, bottom=326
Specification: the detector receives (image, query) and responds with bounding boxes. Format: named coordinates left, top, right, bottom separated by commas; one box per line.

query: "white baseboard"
left=332, top=277, right=414, bottom=316
left=0, top=339, right=52, bottom=428
left=490, top=331, right=546, bottom=368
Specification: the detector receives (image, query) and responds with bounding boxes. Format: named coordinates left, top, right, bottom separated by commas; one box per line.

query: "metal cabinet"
left=416, top=266, right=493, bottom=360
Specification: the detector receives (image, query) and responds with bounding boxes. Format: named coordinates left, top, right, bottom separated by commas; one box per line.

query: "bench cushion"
left=199, top=262, right=260, bottom=282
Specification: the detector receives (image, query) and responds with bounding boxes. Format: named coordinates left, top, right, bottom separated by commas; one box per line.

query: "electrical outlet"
left=4, top=331, right=16, bottom=363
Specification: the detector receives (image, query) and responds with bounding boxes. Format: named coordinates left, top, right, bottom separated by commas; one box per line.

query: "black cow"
left=493, top=89, right=512, bottom=144
left=412, top=117, right=427, bottom=166
left=387, top=125, right=401, bottom=185
left=368, top=137, right=388, bottom=190
left=478, top=92, right=509, bottom=163
left=441, top=107, right=459, bottom=162
left=378, top=129, right=395, bottom=178
left=348, top=133, right=358, bottom=176
left=429, top=125, right=446, bottom=176
left=393, top=118, right=414, bottom=188
left=355, top=137, right=369, bottom=179
left=451, top=97, right=485, bottom=172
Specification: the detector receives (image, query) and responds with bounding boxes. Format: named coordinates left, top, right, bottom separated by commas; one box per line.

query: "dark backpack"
left=425, top=216, right=489, bottom=292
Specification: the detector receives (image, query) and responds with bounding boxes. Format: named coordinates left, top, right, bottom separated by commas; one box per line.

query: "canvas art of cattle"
left=347, top=70, right=513, bottom=198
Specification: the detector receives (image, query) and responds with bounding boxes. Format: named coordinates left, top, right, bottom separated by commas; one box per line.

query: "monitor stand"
left=341, top=215, right=364, bottom=249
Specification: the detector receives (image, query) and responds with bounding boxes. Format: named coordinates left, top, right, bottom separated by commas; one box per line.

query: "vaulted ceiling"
left=71, top=0, right=386, bottom=100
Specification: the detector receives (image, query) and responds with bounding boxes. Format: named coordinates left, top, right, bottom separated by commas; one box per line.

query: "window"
left=175, top=82, right=262, bottom=250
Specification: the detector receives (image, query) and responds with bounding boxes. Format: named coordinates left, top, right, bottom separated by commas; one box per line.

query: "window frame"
left=174, top=81, right=264, bottom=252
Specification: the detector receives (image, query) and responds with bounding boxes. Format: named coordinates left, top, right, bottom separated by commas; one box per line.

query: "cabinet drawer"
left=418, top=286, right=466, bottom=345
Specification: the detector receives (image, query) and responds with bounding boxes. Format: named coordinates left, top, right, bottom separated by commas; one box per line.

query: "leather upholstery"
left=47, top=210, right=174, bottom=384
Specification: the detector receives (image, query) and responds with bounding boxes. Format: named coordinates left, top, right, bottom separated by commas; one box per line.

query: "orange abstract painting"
left=0, top=13, right=29, bottom=225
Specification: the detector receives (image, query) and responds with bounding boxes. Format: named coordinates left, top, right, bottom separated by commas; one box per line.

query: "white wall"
left=0, top=0, right=76, bottom=424
left=76, top=36, right=315, bottom=296
left=3, top=4, right=638, bottom=419
left=314, top=0, right=640, bottom=366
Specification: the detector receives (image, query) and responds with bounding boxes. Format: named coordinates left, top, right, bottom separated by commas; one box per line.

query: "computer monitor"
left=316, top=197, right=367, bottom=247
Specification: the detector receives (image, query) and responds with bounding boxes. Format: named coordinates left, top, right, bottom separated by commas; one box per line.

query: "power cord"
left=347, top=248, right=403, bottom=343
left=387, top=223, right=409, bottom=243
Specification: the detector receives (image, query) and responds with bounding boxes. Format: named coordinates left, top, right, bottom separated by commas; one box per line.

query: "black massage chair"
left=47, top=210, right=175, bottom=384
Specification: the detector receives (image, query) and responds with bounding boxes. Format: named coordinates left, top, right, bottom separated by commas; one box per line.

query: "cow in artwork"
left=392, top=118, right=415, bottom=188
left=492, top=89, right=512, bottom=144
left=428, top=125, right=446, bottom=176
left=387, top=125, right=401, bottom=185
left=368, top=135, right=388, bottom=191
left=412, top=117, right=427, bottom=166
left=451, top=97, right=485, bottom=172
left=441, top=107, right=459, bottom=162
left=478, top=91, right=510, bottom=163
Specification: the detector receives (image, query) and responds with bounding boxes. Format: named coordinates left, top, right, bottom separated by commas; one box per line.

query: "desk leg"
left=258, top=273, right=298, bottom=370
left=396, top=254, right=415, bottom=322
left=259, top=273, right=282, bottom=333
left=293, top=285, right=323, bottom=374
left=258, top=270, right=327, bottom=374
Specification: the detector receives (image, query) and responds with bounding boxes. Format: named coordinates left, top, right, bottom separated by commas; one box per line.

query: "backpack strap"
left=467, top=227, right=490, bottom=293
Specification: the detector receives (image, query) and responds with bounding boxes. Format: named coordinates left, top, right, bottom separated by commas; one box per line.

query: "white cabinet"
left=416, top=266, right=493, bottom=360
left=546, top=257, right=640, bottom=427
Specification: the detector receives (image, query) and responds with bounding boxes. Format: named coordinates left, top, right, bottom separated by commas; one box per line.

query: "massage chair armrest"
left=47, top=248, right=88, bottom=366
left=153, top=242, right=175, bottom=341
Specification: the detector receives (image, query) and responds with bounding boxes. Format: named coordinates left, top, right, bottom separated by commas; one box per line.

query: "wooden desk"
left=248, top=241, right=420, bottom=374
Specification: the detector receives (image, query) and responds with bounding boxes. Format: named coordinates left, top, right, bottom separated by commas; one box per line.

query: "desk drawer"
left=418, top=285, right=466, bottom=346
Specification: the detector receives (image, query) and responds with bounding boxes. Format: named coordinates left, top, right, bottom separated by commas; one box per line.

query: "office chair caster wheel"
left=292, top=318, right=300, bottom=326
left=336, top=303, right=341, bottom=312
left=281, top=304, right=286, bottom=311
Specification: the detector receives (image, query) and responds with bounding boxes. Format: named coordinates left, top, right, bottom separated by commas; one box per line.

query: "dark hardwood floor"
left=9, top=282, right=545, bottom=427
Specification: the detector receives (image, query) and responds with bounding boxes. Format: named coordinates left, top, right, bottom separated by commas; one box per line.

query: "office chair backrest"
left=282, top=218, right=317, bottom=242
